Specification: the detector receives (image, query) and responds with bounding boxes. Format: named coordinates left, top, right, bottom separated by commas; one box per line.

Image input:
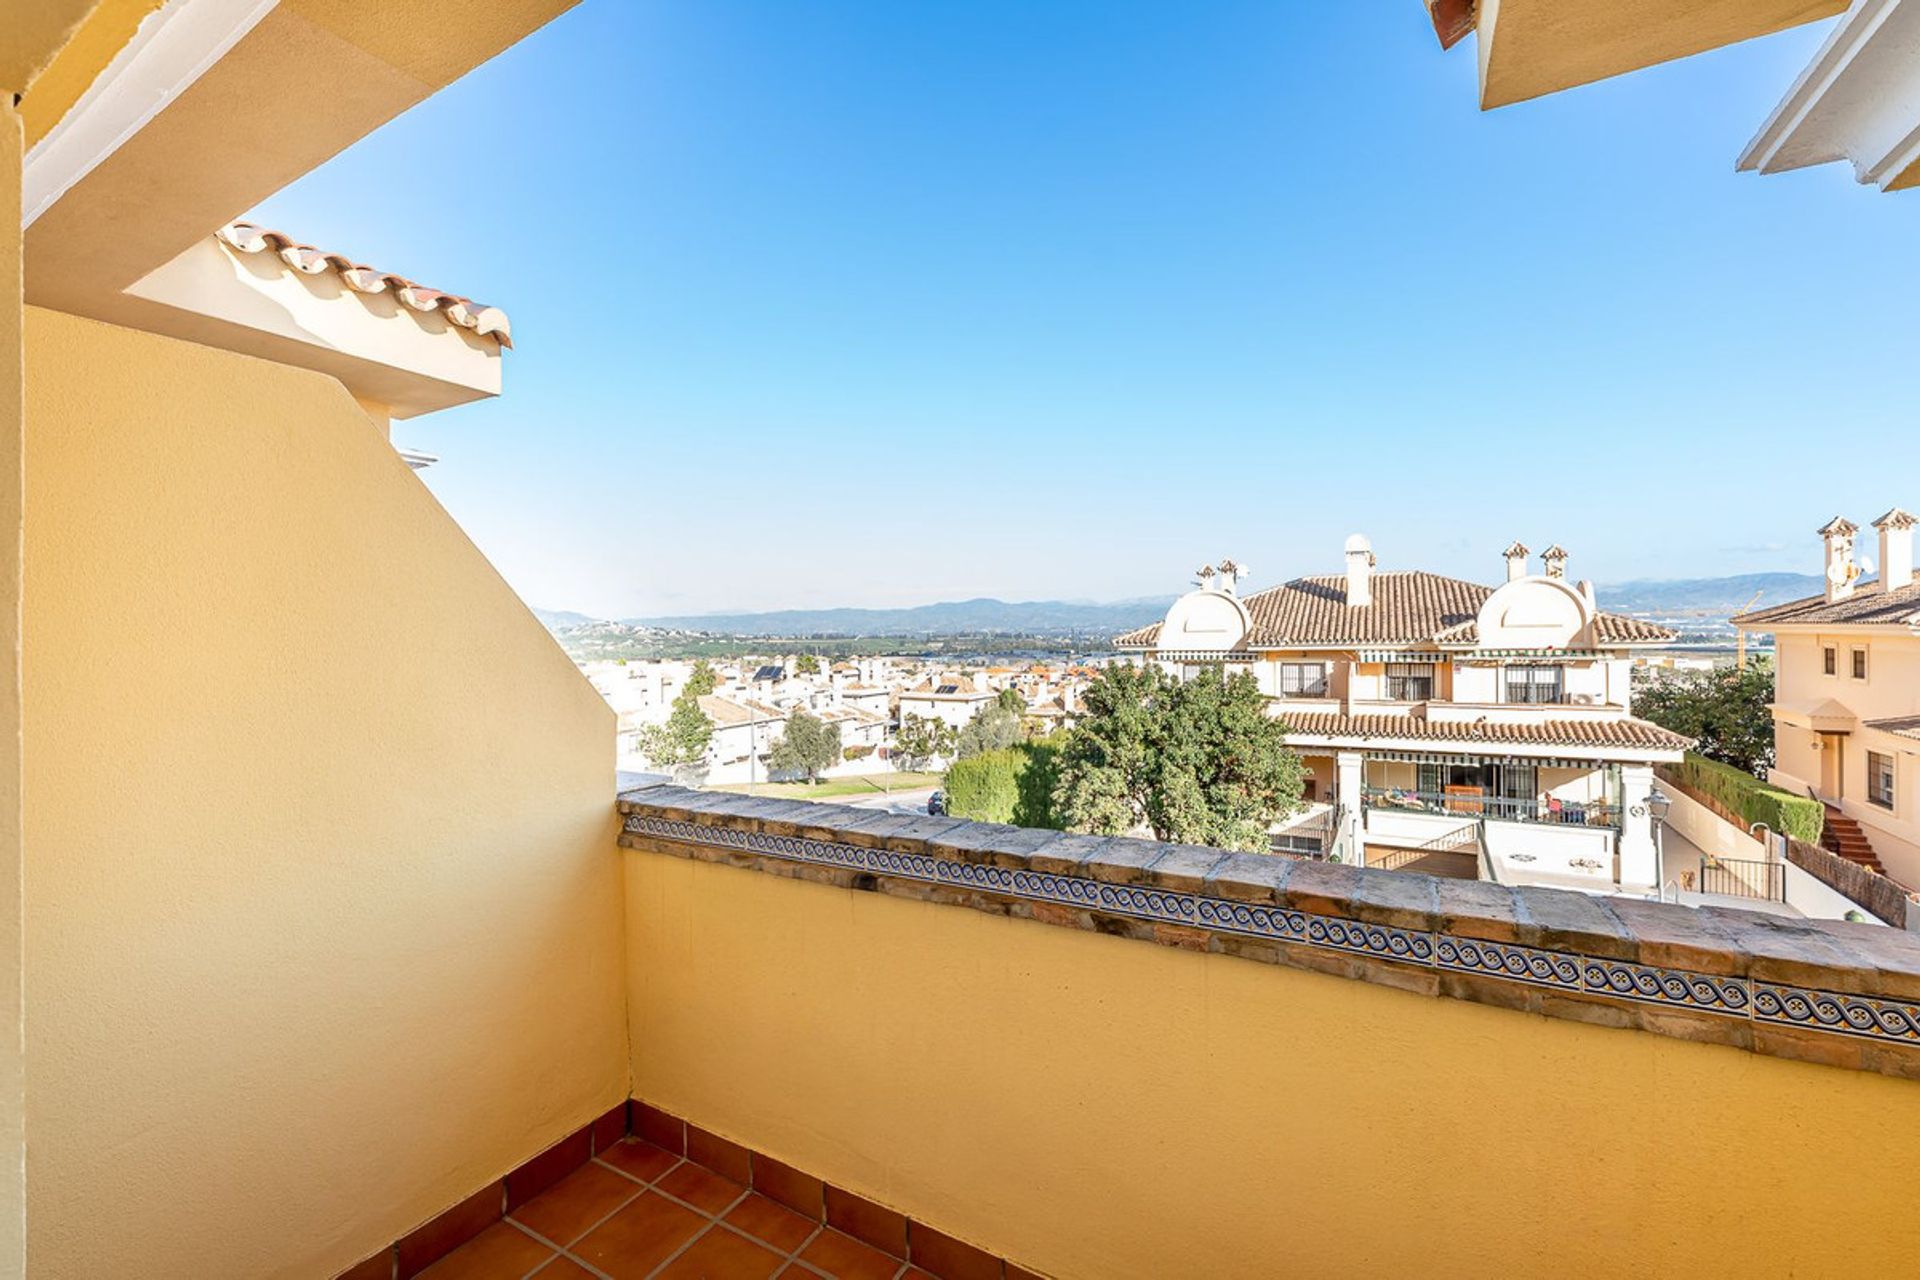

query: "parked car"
left=927, top=790, right=946, bottom=816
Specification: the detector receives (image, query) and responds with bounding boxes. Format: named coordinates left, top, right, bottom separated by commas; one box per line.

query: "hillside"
left=623, top=596, right=1175, bottom=636
left=534, top=573, right=1822, bottom=646
left=1594, top=573, right=1822, bottom=616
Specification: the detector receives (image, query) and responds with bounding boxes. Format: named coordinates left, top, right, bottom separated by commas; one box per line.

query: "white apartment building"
left=1735, top=510, right=1920, bottom=886
left=898, top=673, right=996, bottom=732
left=1117, top=538, right=1691, bottom=892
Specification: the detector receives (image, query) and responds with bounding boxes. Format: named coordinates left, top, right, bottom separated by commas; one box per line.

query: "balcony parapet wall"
left=618, top=786, right=1920, bottom=1080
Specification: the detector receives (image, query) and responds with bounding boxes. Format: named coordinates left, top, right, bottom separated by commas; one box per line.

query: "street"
left=841, top=786, right=940, bottom=817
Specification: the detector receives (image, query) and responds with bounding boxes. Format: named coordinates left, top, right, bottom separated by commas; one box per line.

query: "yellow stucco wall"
left=22, top=306, right=626, bottom=1279
left=628, top=848, right=1920, bottom=1279
left=1, top=100, right=28, bottom=1280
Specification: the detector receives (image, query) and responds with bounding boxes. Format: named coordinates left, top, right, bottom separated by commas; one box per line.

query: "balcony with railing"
left=1361, top=786, right=1620, bottom=830
left=20, top=5, right=1920, bottom=1275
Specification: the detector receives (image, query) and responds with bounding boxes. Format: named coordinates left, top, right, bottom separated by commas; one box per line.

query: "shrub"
left=945, top=749, right=1020, bottom=823
left=1669, top=752, right=1823, bottom=844
left=944, top=738, right=1064, bottom=828
left=843, top=744, right=875, bottom=761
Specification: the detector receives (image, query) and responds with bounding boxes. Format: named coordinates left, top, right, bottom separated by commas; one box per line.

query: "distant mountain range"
left=1591, top=573, right=1823, bottom=616
left=621, top=597, right=1176, bottom=636
left=536, top=574, right=1825, bottom=639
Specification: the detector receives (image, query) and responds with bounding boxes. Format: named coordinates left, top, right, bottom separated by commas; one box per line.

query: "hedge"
left=944, top=740, right=1062, bottom=828
left=1668, top=752, right=1824, bottom=844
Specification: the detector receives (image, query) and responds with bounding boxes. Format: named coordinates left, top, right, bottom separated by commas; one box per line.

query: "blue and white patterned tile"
left=1434, top=937, right=1582, bottom=991
left=1752, top=984, right=1920, bottom=1044
left=1580, top=959, right=1749, bottom=1015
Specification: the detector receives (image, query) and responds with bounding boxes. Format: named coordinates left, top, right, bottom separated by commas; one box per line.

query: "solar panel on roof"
left=936, top=683, right=959, bottom=694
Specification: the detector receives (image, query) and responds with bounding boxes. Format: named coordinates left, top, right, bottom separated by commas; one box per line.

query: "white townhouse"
left=1117, top=538, right=1691, bottom=892
left=898, top=673, right=996, bottom=732
left=1734, top=510, right=1920, bottom=887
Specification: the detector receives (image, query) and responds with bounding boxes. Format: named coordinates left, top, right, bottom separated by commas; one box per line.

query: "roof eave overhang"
left=123, top=236, right=501, bottom=417
left=22, top=0, right=576, bottom=350
left=1735, top=618, right=1920, bottom=634
left=1277, top=731, right=1687, bottom=764
left=1738, top=0, right=1920, bottom=193
left=1461, top=0, right=1848, bottom=111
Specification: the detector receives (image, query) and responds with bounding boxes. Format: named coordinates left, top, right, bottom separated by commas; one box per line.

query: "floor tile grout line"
left=505, top=1199, right=634, bottom=1280
left=594, top=1151, right=685, bottom=1190
left=521, top=1179, right=648, bottom=1248
left=639, top=1218, right=720, bottom=1280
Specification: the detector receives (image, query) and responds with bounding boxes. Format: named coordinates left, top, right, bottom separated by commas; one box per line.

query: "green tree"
left=995, top=686, right=1025, bottom=713
left=1634, top=659, right=1775, bottom=777
left=892, top=713, right=957, bottom=771
left=684, top=659, right=718, bottom=698
left=956, top=699, right=1025, bottom=759
left=1053, top=664, right=1302, bottom=852
left=769, top=709, right=841, bottom=784
left=636, top=687, right=713, bottom=771
left=794, top=654, right=821, bottom=676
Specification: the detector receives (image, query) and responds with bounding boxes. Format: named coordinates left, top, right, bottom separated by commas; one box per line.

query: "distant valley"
left=534, top=574, right=1820, bottom=658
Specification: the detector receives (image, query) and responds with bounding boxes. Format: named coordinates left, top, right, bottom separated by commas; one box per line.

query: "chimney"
left=1503, top=541, right=1529, bottom=583
left=1541, top=545, right=1568, bottom=579
left=1344, top=534, right=1374, bottom=607
left=1821, top=517, right=1860, bottom=603
left=1875, top=508, right=1916, bottom=594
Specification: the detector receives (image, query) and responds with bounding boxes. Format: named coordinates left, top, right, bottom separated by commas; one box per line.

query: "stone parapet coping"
left=618, top=786, right=1920, bottom=1080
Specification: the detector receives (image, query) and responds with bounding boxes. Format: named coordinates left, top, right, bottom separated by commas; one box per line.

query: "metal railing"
left=1361, top=788, right=1619, bottom=830
left=1697, top=855, right=1785, bottom=903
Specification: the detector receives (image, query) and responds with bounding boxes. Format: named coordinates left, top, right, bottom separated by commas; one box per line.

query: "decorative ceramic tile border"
left=618, top=788, right=1920, bottom=1079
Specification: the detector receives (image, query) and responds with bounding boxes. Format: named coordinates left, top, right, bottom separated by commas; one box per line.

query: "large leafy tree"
left=956, top=700, right=1025, bottom=759
left=1634, top=659, right=1775, bottom=778
left=1054, top=663, right=1302, bottom=852
left=892, top=713, right=957, bottom=771
left=794, top=654, right=821, bottom=675
left=637, top=687, right=713, bottom=770
left=684, top=659, right=718, bottom=698
left=770, top=709, right=842, bottom=784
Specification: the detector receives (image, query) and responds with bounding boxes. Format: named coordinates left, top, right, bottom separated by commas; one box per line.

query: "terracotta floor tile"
left=658, top=1161, right=748, bottom=1215
left=908, top=1224, right=999, bottom=1280
left=532, top=1259, right=599, bottom=1279
left=654, top=1225, right=786, bottom=1280
left=724, top=1194, right=819, bottom=1255
left=799, top=1229, right=903, bottom=1280
left=414, top=1222, right=554, bottom=1280
left=573, top=1191, right=707, bottom=1280
left=510, top=1161, right=645, bottom=1246
left=599, top=1139, right=682, bottom=1185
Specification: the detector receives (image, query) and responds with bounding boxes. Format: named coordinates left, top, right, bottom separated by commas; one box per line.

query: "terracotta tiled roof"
left=1275, top=711, right=1693, bottom=753
left=215, top=223, right=512, bottom=347
left=697, top=695, right=783, bottom=725
left=1116, top=572, right=1676, bottom=649
left=905, top=673, right=983, bottom=696
left=1734, top=581, right=1920, bottom=629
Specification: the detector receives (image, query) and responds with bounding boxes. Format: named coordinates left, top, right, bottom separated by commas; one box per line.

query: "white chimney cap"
left=1344, top=533, right=1372, bottom=554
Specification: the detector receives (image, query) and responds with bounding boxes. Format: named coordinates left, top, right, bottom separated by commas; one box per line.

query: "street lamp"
left=1646, top=788, right=1671, bottom=896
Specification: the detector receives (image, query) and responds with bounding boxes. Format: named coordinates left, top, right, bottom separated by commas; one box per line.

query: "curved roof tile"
left=216, top=222, right=512, bottom=348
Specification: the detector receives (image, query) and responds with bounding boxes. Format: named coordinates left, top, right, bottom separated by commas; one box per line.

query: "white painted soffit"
left=1740, top=0, right=1920, bottom=191
left=22, top=0, right=280, bottom=227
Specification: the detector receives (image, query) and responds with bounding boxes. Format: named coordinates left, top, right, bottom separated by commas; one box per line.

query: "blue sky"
left=250, top=2, right=1914, bottom=619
